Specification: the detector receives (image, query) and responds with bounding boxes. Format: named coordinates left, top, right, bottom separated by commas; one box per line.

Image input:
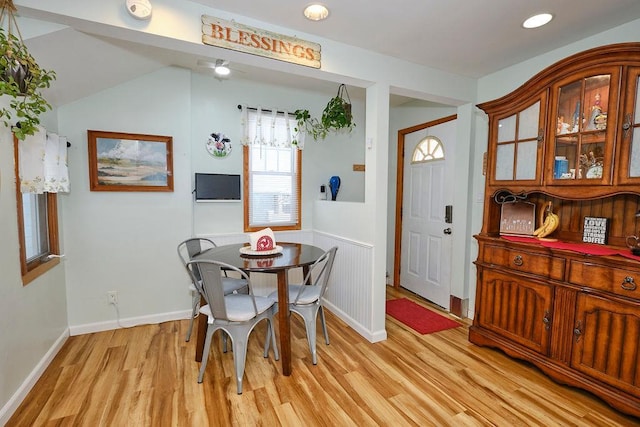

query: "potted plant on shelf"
left=0, top=1, right=56, bottom=140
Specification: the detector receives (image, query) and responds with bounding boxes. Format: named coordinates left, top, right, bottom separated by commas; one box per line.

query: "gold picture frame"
left=88, top=130, right=173, bottom=192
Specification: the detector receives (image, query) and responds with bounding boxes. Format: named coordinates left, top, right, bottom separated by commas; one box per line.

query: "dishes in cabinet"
left=586, top=164, right=603, bottom=179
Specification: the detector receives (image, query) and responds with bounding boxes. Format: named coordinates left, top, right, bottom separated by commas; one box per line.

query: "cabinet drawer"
left=568, top=260, right=640, bottom=300
left=483, top=245, right=565, bottom=280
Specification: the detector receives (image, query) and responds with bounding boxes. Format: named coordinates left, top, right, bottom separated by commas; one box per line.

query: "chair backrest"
left=185, top=259, right=257, bottom=321
left=295, top=246, right=338, bottom=304
left=177, top=238, right=217, bottom=280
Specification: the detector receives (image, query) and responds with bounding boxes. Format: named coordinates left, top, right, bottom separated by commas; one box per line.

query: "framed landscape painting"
left=87, top=130, right=174, bottom=192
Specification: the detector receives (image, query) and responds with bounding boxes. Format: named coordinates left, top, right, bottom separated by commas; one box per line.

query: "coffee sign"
left=583, top=216, right=609, bottom=245
left=202, top=15, right=321, bottom=69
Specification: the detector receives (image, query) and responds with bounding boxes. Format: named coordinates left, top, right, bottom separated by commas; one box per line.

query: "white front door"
left=400, top=119, right=455, bottom=309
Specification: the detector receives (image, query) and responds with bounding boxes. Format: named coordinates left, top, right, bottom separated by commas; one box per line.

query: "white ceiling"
left=190, top=0, right=640, bottom=77
left=19, top=0, right=640, bottom=108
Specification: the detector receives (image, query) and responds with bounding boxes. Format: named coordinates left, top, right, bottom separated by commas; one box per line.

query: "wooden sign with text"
left=202, top=15, right=321, bottom=69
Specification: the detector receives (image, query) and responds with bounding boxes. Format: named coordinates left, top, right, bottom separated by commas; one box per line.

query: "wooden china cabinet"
left=470, top=43, right=640, bottom=417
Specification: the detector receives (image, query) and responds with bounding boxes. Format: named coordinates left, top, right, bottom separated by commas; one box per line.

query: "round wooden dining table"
left=194, top=242, right=325, bottom=376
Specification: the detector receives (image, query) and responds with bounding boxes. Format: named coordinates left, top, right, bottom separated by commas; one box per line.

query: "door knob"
left=443, top=228, right=452, bottom=235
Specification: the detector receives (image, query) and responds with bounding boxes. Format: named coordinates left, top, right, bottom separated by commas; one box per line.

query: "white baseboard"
left=69, top=309, right=192, bottom=336
left=323, top=301, right=387, bottom=343
left=0, top=329, right=69, bottom=426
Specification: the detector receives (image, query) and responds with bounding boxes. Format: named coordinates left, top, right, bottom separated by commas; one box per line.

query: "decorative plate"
left=239, top=245, right=283, bottom=256
left=585, top=164, right=603, bottom=179
left=206, top=133, right=232, bottom=158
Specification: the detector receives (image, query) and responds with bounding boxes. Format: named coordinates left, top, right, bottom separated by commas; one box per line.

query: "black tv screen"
left=195, top=173, right=241, bottom=202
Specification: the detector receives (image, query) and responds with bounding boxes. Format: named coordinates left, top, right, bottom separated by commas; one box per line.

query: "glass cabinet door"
left=618, top=67, right=640, bottom=185
left=550, top=68, right=620, bottom=184
left=491, top=93, right=546, bottom=185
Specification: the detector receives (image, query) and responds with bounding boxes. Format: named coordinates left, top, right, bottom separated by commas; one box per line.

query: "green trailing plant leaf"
left=0, top=27, right=56, bottom=140
left=292, top=84, right=355, bottom=143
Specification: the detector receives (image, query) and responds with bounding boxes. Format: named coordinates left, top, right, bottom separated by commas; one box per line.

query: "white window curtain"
left=240, top=105, right=302, bottom=149
left=19, top=126, right=70, bottom=193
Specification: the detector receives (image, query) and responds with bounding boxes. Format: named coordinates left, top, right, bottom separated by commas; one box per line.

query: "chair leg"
left=185, top=293, right=199, bottom=342
left=198, top=326, right=215, bottom=383
left=230, top=331, right=250, bottom=394
left=302, top=310, right=319, bottom=365
left=319, top=305, right=330, bottom=345
left=263, top=318, right=279, bottom=360
left=222, top=332, right=229, bottom=353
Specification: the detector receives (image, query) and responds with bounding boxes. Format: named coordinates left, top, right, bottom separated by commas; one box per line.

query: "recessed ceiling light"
left=304, top=4, right=329, bottom=21
left=523, top=13, right=553, bottom=29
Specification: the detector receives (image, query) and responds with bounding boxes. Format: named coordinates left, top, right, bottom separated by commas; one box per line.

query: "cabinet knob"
left=543, top=310, right=551, bottom=330
left=622, top=113, right=632, bottom=138
left=621, top=276, right=637, bottom=291
left=574, top=321, right=583, bottom=343
left=513, top=255, right=523, bottom=266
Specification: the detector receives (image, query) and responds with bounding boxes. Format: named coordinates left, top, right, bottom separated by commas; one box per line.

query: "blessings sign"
left=202, top=15, right=321, bottom=69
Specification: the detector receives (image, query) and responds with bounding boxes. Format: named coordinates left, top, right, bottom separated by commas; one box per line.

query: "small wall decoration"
left=583, top=216, right=609, bottom=245
left=206, top=132, right=232, bottom=158
left=87, top=130, right=173, bottom=192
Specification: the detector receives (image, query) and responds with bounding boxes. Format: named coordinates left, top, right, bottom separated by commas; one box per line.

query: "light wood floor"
left=8, top=286, right=640, bottom=426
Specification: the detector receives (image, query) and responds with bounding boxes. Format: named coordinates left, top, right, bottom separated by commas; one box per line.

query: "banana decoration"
left=533, top=201, right=559, bottom=239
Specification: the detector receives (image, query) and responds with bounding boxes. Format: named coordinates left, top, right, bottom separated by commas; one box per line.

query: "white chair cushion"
left=222, top=277, right=248, bottom=294
left=199, top=304, right=213, bottom=323
left=200, top=295, right=275, bottom=323
left=194, top=278, right=247, bottom=295
left=269, top=284, right=321, bottom=305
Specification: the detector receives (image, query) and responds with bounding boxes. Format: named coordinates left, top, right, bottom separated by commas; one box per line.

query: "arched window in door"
left=411, top=136, right=444, bottom=163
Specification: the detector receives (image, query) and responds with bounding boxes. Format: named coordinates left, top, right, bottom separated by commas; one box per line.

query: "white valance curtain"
left=19, top=126, right=70, bottom=193
left=240, top=105, right=303, bottom=149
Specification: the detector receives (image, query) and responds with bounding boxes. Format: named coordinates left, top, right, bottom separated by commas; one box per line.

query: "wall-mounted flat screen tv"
left=194, top=173, right=241, bottom=202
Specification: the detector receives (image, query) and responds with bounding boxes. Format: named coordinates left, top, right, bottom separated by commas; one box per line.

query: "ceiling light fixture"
left=522, top=13, right=553, bottom=29
left=214, top=59, right=230, bottom=76
left=304, top=4, right=329, bottom=21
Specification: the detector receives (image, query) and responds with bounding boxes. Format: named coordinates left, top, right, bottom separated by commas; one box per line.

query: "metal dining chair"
left=177, top=237, right=248, bottom=341
left=185, top=259, right=279, bottom=394
left=270, top=246, right=337, bottom=365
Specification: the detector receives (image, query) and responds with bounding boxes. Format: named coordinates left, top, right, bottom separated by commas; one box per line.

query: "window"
left=242, top=109, right=301, bottom=231
left=14, top=136, right=60, bottom=284
left=412, top=136, right=445, bottom=163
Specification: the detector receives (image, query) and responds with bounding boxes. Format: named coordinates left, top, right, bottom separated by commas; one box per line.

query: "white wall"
left=54, top=66, right=368, bottom=331
left=190, top=73, right=366, bottom=236
left=58, top=67, right=193, bottom=329
left=0, top=109, right=68, bottom=423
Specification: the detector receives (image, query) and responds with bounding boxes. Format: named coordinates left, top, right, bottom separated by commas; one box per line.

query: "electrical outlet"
left=107, top=291, right=118, bottom=305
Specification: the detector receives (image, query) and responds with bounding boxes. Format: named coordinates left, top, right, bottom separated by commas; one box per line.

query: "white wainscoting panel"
left=313, top=232, right=374, bottom=339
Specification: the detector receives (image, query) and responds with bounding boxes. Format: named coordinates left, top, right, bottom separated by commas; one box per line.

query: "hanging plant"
left=292, top=108, right=325, bottom=145
left=0, top=1, right=56, bottom=140
left=293, top=84, right=355, bottom=144
left=321, top=84, right=354, bottom=133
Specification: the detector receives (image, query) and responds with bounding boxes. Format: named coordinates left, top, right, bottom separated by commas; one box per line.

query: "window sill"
left=23, top=258, right=60, bottom=286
